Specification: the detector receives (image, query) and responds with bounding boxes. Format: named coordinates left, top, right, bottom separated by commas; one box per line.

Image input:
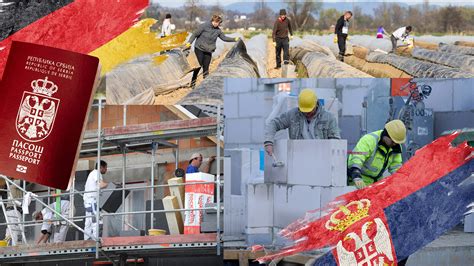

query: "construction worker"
left=348, top=120, right=406, bottom=188
left=83, top=160, right=109, bottom=240
left=160, top=13, right=174, bottom=38
left=186, top=15, right=240, bottom=86
left=33, top=200, right=71, bottom=244
left=347, top=119, right=408, bottom=265
left=272, top=9, right=293, bottom=69
left=264, top=89, right=341, bottom=156
left=390, top=26, right=412, bottom=53
left=186, top=153, right=216, bottom=174
left=3, top=178, right=22, bottom=246
left=334, top=11, right=353, bottom=62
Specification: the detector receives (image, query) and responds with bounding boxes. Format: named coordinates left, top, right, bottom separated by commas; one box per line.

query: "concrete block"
left=453, top=79, right=474, bottom=111
left=239, top=92, right=266, bottom=117
left=223, top=94, right=239, bottom=118
left=336, top=78, right=361, bottom=88
left=320, top=186, right=356, bottom=209
left=316, top=78, right=336, bottom=89
left=273, top=185, right=322, bottom=228
left=251, top=117, right=265, bottom=143
left=246, top=227, right=273, bottom=246
left=339, top=116, right=362, bottom=146
left=265, top=139, right=347, bottom=186
left=464, top=213, right=474, bottom=233
left=342, top=87, right=369, bottom=116
left=434, top=111, right=474, bottom=138
left=225, top=118, right=252, bottom=145
left=424, top=81, right=453, bottom=112
left=225, top=149, right=251, bottom=195
left=264, top=140, right=288, bottom=184
left=75, top=159, right=95, bottom=171
left=224, top=78, right=252, bottom=93
left=247, top=183, right=274, bottom=227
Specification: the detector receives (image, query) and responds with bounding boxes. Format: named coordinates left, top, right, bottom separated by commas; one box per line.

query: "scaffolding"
left=0, top=102, right=223, bottom=264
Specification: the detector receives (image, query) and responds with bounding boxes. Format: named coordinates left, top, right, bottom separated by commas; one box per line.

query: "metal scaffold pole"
left=216, top=105, right=222, bottom=256
left=96, top=99, right=102, bottom=259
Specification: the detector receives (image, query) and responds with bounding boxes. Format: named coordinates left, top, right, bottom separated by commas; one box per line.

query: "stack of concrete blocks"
left=262, top=139, right=356, bottom=246
left=224, top=149, right=263, bottom=241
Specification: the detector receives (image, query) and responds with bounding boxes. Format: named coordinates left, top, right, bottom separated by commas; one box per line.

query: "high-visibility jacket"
left=348, top=130, right=402, bottom=185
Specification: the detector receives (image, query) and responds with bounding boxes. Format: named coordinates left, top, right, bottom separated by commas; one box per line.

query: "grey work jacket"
left=188, top=21, right=235, bottom=53
left=264, top=106, right=340, bottom=144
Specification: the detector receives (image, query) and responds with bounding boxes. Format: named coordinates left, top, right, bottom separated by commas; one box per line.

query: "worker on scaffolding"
left=32, top=200, right=71, bottom=244
left=185, top=15, right=240, bottom=88
left=272, top=9, right=293, bottom=69
left=83, top=160, right=109, bottom=240
left=390, top=26, right=413, bottom=53
left=264, top=89, right=341, bottom=156
left=186, top=153, right=216, bottom=174
left=2, top=178, right=23, bottom=246
left=347, top=119, right=408, bottom=265
left=334, top=11, right=353, bottom=62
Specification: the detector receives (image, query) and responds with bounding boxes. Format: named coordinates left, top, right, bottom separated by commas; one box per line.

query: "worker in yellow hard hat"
left=264, top=89, right=341, bottom=156
left=348, top=119, right=406, bottom=189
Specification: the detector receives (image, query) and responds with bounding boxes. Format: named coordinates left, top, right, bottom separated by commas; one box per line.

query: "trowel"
left=272, top=154, right=285, bottom=168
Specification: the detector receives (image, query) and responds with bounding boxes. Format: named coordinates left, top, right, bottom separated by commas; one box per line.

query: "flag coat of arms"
left=0, top=41, right=99, bottom=189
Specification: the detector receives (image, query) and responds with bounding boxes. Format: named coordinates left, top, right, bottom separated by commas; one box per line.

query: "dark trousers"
left=390, top=34, right=398, bottom=52
left=337, top=34, right=347, bottom=56
left=191, top=48, right=212, bottom=88
left=275, top=37, right=289, bottom=67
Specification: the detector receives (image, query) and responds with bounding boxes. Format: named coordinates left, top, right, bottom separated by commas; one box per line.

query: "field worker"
left=377, top=26, right=388, bottom=39
left=272, top=9, right=293, bottom=69
left=161, top=13, right=173, bottom=37
left=33, top=200, right=71, bottom=244
left=334, top=11, right=353, bottom=62
left=186, top=15, right=240, bottom=87
left=3, top=178, right=23, bottom=246
left=83, top=160, right=109, bottom=240
left=390, top=26, right=412, bottom=53
left=187, top=153, right=216, bottom=174
left=264, top=89, right=341, bottom=156
left=348, top=120, right=406, bottom=189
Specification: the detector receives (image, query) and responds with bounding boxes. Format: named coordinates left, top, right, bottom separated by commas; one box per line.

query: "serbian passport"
left=0, top=41, right=100, bottom=189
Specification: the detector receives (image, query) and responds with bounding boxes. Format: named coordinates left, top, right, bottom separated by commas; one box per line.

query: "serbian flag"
left=256, top=132, right=473, bottom=265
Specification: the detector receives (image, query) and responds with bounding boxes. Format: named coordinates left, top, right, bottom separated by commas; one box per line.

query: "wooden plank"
left=238, top=252, right=249, bottom=266
left=163, top=196, right=184, bottom=235
left=223, top=249, right=265, bottom=260
left=101, top=233, right=217, bottom=246
left=167, top=177, right=185, bottom=210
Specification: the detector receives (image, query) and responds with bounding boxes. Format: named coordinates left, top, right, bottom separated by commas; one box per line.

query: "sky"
left=154, top=0, right=473, bottom=8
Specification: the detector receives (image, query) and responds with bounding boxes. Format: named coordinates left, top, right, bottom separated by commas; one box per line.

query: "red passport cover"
left=0, top=41, right=99, bottom=189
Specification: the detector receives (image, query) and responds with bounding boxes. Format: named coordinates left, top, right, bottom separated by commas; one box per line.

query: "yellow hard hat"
left=385, top=120, right=406, bottom=144
left=298, top=89, right=317, bottom=113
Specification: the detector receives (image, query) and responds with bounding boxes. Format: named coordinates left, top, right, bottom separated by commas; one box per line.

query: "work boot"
left=338, top=55, right=344, bottom=62
left=274, top=65, right=281, bottom=69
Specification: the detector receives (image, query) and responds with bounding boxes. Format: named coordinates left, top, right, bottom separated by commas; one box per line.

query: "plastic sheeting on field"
left=412, top=47, right=474, bottom=73
left=367, top=51, right=474, bottom=78
left=106, top=49, right=193, bottom=104
left=179, top=39, right=261, bottom=105
left=439, top=43, right=474, bottom=56
left=290, top=39, right=372, bottom=78
left=245, top=34, right=268, bottom=77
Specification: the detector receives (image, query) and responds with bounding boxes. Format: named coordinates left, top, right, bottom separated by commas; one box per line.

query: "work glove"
left=234, top=37, right=240, bottom=42
left=347, top=36, right=350, bottom=41
left=350, top=168, right=366, bottom=189
left=264, top=144, right=273, bottom=156
left=333, top=36, right=338, bottom=43
left=289, top=35, right=294, bottom=40
left=272, top=42, right=276, bottom=47
left=185, top=42, right=191, bottom=48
